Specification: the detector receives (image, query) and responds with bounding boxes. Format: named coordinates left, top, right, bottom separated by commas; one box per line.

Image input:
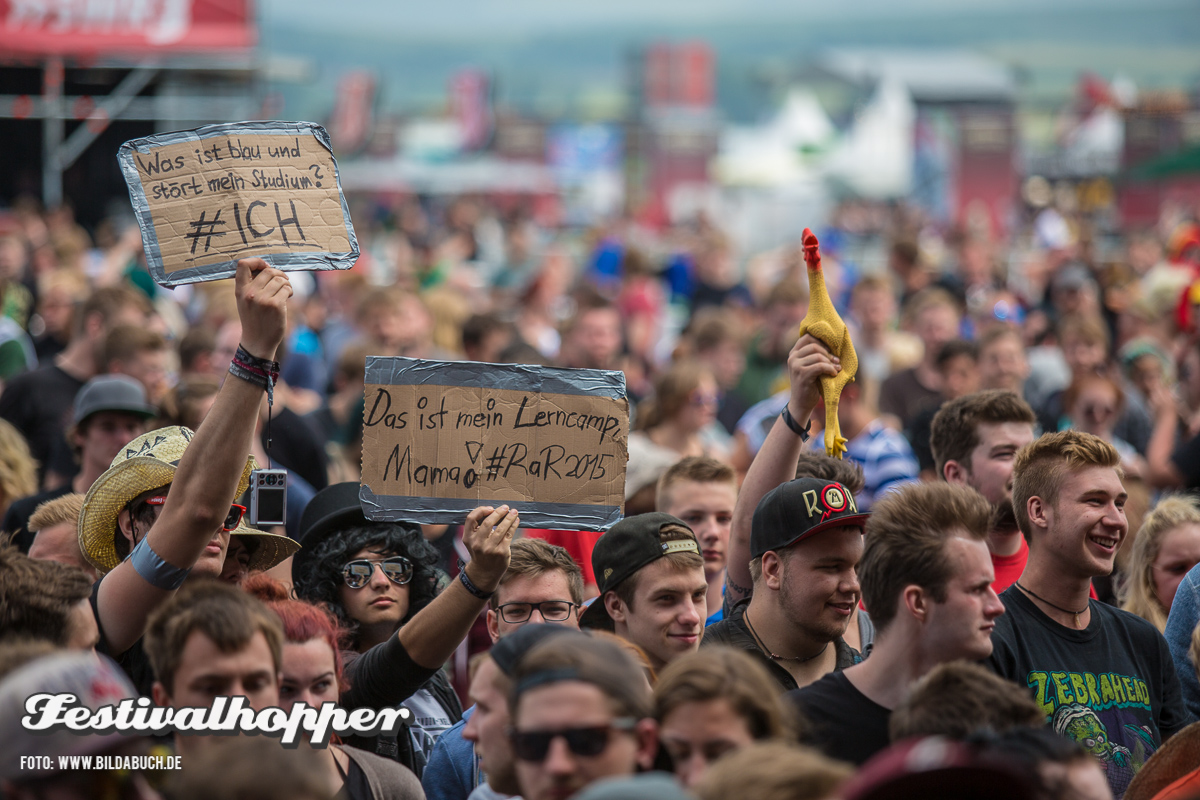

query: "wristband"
left=235, top=344, right=281, bottom=376
left=128, top=534, right=192, bottom=590
left=457, top=560, right=494, bottom=600
left=230, top=344, right=280, bottom=404
left=780, top=405, right=811, bottom=442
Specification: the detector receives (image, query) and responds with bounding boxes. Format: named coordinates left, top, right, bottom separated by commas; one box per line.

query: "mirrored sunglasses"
left=342, top=556, right=414, bottom=589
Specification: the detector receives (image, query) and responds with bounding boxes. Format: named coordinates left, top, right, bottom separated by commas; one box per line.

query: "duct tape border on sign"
left=360, top=358, right=629, bottom=532
left=118, top=120, right=359, bottom=288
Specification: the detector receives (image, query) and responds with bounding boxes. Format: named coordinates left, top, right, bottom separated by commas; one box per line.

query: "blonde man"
left=26, top=493, right=93, bottom=579
left=989, top=430, right=1189, bottom=799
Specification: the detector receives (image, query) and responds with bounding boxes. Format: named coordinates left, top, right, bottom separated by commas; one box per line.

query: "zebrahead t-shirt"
left=987, top=586, right=1191, bottom=799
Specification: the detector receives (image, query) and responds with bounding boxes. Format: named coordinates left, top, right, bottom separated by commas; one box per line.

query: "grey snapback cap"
left=73, top=374, right=158, bottom=424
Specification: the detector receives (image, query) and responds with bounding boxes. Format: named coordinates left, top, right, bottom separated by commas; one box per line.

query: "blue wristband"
left=129, top=535, right=192, bottom=590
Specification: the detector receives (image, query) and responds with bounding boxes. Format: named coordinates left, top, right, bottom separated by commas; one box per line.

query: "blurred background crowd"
left=4, top=1, right=1200, bottom=799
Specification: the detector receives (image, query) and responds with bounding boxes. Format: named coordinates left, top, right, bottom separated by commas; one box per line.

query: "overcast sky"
left=258, top=0, right=1148, bottom=39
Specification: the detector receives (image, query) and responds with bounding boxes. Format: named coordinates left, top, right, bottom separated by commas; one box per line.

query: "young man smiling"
left=988, top=430, right=1191, bottom=799
left=579, top=512, right=707, bottom=670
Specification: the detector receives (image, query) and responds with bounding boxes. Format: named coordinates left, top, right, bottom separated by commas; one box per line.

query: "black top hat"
left=292, top=481, right=412, bottom=577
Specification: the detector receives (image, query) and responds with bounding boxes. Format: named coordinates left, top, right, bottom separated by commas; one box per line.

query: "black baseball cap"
left=750, top=477, right=868, bottom=559
left=579, top=512, right=701, bottom=630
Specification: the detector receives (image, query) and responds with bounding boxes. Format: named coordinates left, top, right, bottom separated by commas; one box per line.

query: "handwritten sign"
left=360, top=358, right=629, bottom=531
left=118, top=121, right=358, bottom=288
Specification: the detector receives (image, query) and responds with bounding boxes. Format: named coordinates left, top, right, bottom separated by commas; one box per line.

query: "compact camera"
left=248, top=468, right=288, bottom=527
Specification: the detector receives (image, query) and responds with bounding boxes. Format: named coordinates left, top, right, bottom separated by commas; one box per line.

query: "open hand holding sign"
left=462, top=504, right=521, bottom=594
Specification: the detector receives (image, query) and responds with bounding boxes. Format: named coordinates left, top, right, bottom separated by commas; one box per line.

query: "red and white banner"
left=0, top=0, right=255, bottom=56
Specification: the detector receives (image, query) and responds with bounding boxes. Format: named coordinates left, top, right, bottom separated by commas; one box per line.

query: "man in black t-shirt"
left=790, top=482, right=1005, bottom=765
left=0, top=285, right=150, bottom=482
left=713, top=333, right=866, bottom=692
left=703, top=476, right=866, bottom=692
left=988, top=430, right=1192, bottom=799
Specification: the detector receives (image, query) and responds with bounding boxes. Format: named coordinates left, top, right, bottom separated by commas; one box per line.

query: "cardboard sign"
left=360, top=358, right=629, bottom=531
left=118, top=121, right=358, bottom=288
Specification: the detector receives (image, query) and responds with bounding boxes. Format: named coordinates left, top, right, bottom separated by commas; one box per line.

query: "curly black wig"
left=291, top=521, right=446, bottom=648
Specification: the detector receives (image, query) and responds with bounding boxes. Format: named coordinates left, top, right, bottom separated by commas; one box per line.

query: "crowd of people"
left=3, top=193, right=1200, bottom=800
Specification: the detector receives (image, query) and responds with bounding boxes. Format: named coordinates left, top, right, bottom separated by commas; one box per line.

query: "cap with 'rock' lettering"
left=750, top=477, right=868, bottom=559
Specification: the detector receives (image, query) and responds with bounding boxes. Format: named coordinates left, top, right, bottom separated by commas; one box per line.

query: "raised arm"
left=1144, top=380, right=1186, bottom=489
left=96, top=260, right=291, bottom=653
left=724, top=334, right=839, bottom=609
left=398, top=504, right=516, bottom=669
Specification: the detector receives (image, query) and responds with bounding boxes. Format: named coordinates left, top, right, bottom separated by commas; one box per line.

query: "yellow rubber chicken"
left=796, top=228, right=858, bottom=458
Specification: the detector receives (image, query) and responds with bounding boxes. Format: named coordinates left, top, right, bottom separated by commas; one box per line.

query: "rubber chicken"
left=796, top=228, right=858, bottom=459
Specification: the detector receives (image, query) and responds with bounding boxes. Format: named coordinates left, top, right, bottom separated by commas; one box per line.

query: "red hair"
left=243, top=574, right=349, bottom=693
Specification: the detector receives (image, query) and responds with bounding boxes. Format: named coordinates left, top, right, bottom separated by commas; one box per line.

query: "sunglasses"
left=510, top=718, right=637, bottom=762
left=145, top=496, right=246, bottom=531
left=342, top=556, right=414, bottom=589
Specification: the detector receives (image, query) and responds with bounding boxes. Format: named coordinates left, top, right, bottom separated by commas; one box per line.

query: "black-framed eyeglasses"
left=496, top=600, right=579, bottom=624
left=510, top=718, right=638, bottom=762
left=342, top=556, right=414, bottom=589
left=145, top=495, right=246, bottom=532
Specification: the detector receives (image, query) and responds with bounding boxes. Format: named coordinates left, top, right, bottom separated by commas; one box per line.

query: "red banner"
left=0, top=0, right=255, bottom=56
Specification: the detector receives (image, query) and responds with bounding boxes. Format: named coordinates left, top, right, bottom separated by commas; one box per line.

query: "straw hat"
left=78, top=426, right=298, bottom=573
